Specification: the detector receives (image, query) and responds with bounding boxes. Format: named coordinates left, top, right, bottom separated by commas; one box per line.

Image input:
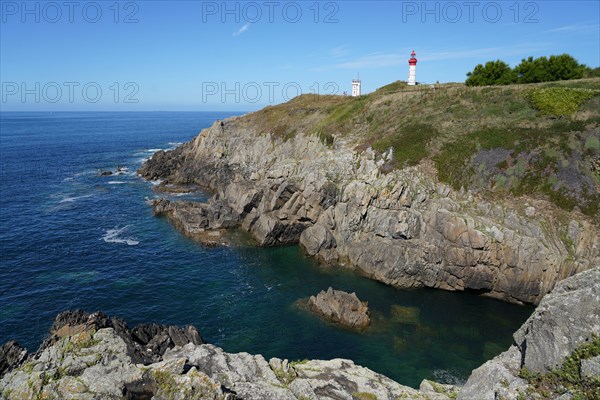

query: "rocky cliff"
left=139, top=83, right=600, bottom=305
left=0, top=311, right=457, bottom=400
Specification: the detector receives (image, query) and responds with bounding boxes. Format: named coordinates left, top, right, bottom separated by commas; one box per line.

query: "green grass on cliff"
left=242, top=78, right=600, bottom=219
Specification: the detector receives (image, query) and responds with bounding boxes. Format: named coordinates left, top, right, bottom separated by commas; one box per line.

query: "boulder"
left=459, top=267, right=600, bottom=400
left=581, top=355, right=600, bottom=379
left=513, top=267, right=600, bottom=373
left=307, top=287, right=370, bottom=330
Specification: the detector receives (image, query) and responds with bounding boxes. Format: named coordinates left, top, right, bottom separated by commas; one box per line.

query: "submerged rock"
left=390, top=304, right=421, bottom=325
left=98, top=166, right=128, bottom=177
left=307, top=287, right=371, bottom=330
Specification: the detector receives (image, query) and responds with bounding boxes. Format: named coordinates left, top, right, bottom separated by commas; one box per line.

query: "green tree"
left=584, top=67, right=600, bottom=78
left=514, top=54, right=589, bottom=83
left=466, top=54, right=591, bottom=86
left=466, top=60, right=517, bottom=86
left=514, top=56, right=551, bottom=83
left=547, top=54, right=588, bottom=80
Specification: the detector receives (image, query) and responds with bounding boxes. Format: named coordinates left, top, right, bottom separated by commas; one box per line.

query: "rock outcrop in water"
left=307, top=288, right=371, bottom=330
left=0, top=311, right=458, bottom=400
left=139, top=113, right=600, bottom=305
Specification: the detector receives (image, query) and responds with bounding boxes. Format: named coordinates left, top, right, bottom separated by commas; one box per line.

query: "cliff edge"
left=139, top=80, right=600, bottom=305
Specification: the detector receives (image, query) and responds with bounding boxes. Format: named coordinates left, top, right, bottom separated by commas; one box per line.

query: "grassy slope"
left=242, top=78, right=600, bottom=221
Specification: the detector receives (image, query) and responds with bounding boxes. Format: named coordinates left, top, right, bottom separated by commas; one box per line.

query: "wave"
left=59, top=194, right=94, bottom=203
left=133, top=149, right=163, bottom=159
left=144, top=196, right=160, bottom=205
left=102, top=226, right=139, bottom=246
left=167, top=142, right=183, bottom=150
left=74, top=171, right=93, bottom=177
left=62, top=170, right=94, bottom=181
left=107, top=181, right=127, bottom=185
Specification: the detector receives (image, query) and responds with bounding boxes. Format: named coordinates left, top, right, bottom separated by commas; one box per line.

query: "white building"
left=351, top=78, right=361, bottom=97
left=408, top=50, right=417, bottom=86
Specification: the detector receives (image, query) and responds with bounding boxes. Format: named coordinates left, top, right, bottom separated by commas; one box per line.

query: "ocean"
left=0, top=111, right=533, bottom=387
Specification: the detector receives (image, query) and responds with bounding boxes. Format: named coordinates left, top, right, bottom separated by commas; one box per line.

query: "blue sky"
left=1, top=0, right=599, bottom=111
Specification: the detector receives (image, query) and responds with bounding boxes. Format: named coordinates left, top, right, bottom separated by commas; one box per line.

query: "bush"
left=526, top=87, right=598, bottom=117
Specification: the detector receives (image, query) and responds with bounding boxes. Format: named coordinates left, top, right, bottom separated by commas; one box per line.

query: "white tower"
left=408, top=50, right=417, bottom=86
left=351, top=75, right=361, bottom=97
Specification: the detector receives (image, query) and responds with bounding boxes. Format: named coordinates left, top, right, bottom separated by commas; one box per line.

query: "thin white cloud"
left=233, top=23, right=250, bottom=37
left=312, top=44, right=550, bottom=71
left=419, top=44, right=549, bottom=62
left=545, top=24, right=599, bottom=33
left=338, top=53, right=405, bottom=69
left=311, top=53, right=404, bottom=71
left=330, top=45, right=350, bottom=59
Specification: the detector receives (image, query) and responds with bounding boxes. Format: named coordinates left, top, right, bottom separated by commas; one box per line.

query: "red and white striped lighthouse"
left=408, top=50, right=417, bottom=86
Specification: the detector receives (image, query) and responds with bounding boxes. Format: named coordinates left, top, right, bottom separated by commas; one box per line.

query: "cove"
left=0, top=112, right=534, bottom=389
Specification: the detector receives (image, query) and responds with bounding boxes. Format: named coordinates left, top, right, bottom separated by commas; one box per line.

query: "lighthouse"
left=351, top=76, right=361, bottom=97
left=408, top=50, right=417, bottom=86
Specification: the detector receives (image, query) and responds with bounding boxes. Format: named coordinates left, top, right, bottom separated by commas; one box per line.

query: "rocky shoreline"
left=0, top=311, right=458, bottom=400
left=139, top=116, right=600, bottom=305
left=1, top=268, right=597, bottom=399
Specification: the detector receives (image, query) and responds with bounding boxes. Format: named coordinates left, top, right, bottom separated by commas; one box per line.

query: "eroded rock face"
left=0, top=311, right=454, bottom=400
left=513, top=267, right=600, bottom=373
left=36, top=310, right=203, bottom=365
left=0, top=342, right=27, bottom=377
left=458, top=267, right=600, bottom=400
left=152, top=198, right=238, bottom=246
left=307, top=288, right=370, bottom=330
left=138, top=118, right=600, bottom=304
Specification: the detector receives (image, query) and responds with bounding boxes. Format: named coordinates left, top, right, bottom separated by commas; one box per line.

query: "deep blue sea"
left=0, top=112, right=533, bottom=387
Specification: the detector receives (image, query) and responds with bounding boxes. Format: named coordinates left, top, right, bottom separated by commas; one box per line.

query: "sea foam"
left=102, top=226, right=139, bottom=246
left=59, top=194, right=94, bottom=203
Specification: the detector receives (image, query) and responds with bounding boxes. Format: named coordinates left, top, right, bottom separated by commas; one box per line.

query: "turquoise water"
left=0, top=112, right=533, bottom=387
